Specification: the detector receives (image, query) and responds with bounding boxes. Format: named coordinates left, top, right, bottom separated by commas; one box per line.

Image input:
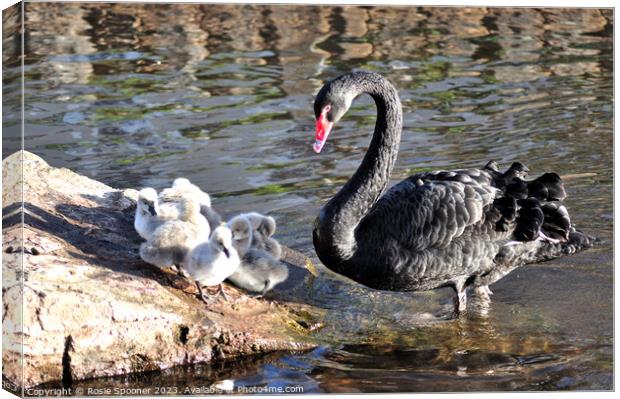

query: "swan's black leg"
left=456, top=290, right=467, bottom=313
left=452, top=281, right=467, bottom=316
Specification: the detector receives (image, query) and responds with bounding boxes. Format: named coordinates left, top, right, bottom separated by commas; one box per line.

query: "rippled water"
left=3, top=4, right=613, bottom=392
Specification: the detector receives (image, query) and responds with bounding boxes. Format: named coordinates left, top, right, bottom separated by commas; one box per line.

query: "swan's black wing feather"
left=513, top=198, right=545, bottom=241
left=540, top=202, right=571, bottom=240
left=358, top=168, right=500, bottom=253
left=359, top=162, right=575, bottom=254
left=530, top=173, right=566, bottom=201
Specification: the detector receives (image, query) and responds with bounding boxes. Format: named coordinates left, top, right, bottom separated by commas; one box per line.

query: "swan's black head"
left=313, top=73, right=362, bottom=153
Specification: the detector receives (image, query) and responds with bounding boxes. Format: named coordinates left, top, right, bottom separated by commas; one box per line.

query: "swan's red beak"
left=314, top=107, right=333, bottom=153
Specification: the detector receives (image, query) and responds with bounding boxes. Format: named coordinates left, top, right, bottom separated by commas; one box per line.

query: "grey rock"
left=1, top=151, right=318, bottom=389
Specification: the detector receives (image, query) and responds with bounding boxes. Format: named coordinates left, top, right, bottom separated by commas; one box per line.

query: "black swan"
left=311, top=71, right=595, bottom=313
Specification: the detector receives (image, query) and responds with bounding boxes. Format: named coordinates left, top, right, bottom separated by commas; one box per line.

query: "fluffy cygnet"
left=135, top=188, right=170, bottom=240
left=185, top=225, right=240, bottom=303
left=239, top=212, right=276, bottom=236
left=159, top=177, right=222, bottom=231
left=159, top=177, right=212, bottom=207
left=228, top=248, right=289, bottom=297
left=139, top=198, right=208, bottom=267
left=135, top=186, right=211, bottom=240
left=226, top=215, right=288, bottom=296
left=233, top=212, right=282, bottom=259
left=227, top=215, right=254, bottom=257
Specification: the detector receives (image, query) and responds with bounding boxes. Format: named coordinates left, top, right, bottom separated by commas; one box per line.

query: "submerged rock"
left=1, top=151, right=319, bottom=390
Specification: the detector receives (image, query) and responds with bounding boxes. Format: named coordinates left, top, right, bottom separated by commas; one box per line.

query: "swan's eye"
left=322, top=105, right=335, bottom=122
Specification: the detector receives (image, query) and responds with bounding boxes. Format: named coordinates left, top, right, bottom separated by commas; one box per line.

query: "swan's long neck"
left=315, top=74, right=403, bottom=265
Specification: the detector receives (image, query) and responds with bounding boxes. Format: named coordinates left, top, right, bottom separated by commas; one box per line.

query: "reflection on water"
left=3, top=3, right=612, bottom=392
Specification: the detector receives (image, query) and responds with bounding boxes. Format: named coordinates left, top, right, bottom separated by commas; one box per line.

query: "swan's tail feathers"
left=504, top=180, right=528, bottom=200
left=564, top=228, right=598, bottom=252
left=533, top=228, right=597, bottom=263
left=484, top=160, right=500, bottom=174
left=540, top=202, right=571, bottom=241
left=527, top=173, right=567, bottom=201
left=490, top=228, right=596, bottom=289
left=488, top=161, right=596, bottom=249
left=513, top=198, right=544, bottom=241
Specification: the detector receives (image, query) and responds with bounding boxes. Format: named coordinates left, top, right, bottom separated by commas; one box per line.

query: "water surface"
left=2, top=4, right=613, bottom=392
